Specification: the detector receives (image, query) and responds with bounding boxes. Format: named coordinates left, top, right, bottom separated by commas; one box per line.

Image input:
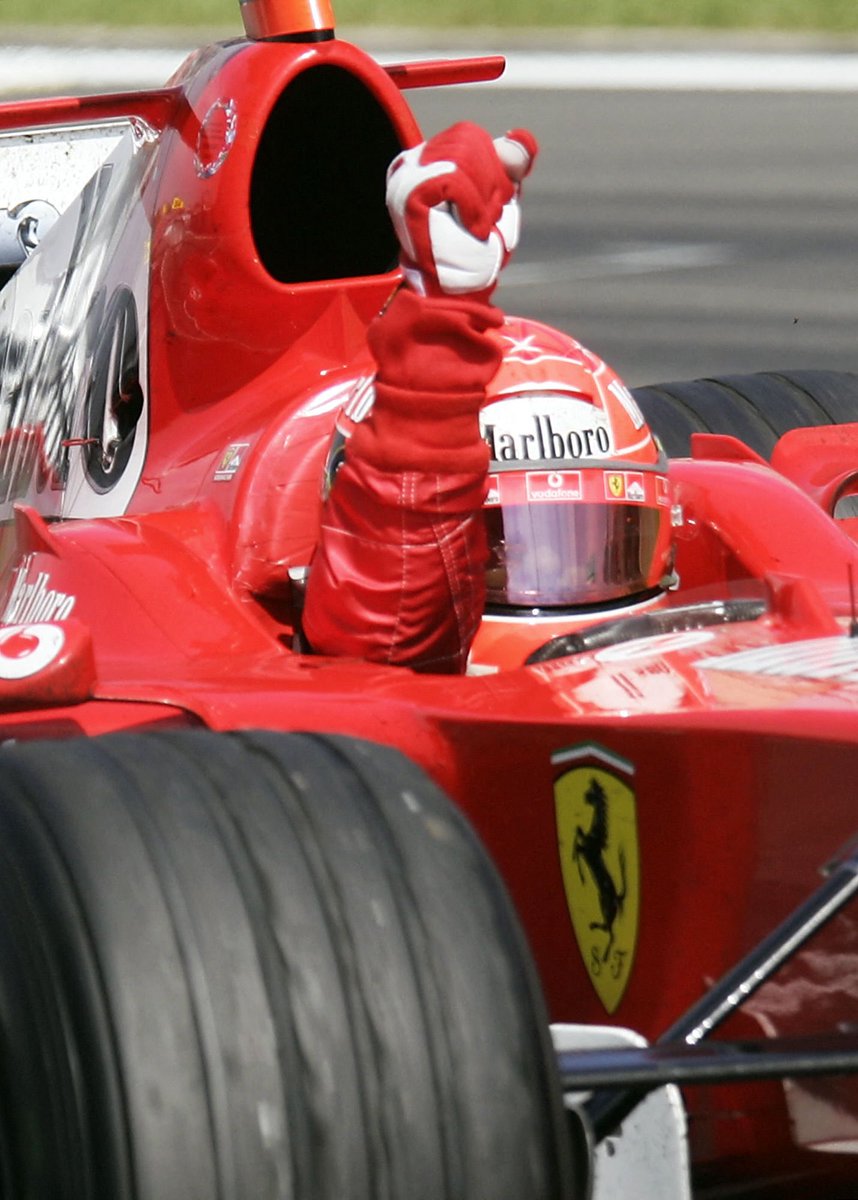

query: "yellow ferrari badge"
left=552, top=744, right=640, bottom=1013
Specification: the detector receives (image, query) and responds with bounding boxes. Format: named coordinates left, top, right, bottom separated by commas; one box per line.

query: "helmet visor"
left=484, top=469, right=670, bottom=608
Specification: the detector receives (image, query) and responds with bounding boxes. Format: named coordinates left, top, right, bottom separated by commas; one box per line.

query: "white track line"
left=2, top=43, right=858, bottom=94
left=498, top=50, right=858, bottom=90
left=0, top=44, right=188, bottom=93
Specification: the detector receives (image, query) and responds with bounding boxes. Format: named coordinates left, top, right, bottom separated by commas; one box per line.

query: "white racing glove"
left=385, top=122, right=537, bottom=300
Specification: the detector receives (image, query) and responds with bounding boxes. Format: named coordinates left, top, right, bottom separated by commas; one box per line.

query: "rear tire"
left=0, top=729, right=574, bottom=1200
left=632, top=369, right=858, bottom=458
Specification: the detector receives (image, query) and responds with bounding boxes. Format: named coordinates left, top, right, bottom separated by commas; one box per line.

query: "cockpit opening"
left=250, top=64, right=403, bottom=284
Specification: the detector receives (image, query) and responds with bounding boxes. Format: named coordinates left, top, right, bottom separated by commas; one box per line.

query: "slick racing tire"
left=0, top=729, right=574, bottom=1200
left=632, top=369, right=858, bottom=459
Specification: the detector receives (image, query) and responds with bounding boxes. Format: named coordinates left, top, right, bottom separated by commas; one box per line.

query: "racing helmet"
left=472, top=319, right=674, bottom=666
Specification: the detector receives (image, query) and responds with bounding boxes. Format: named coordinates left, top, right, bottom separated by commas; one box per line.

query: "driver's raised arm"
left=302, top=122, right=536, bottom=672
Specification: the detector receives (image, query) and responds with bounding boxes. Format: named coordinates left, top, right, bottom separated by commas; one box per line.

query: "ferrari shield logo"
left=553, top=744, right=640, bottom=1013
left=607, top=473, right=625, bottom=499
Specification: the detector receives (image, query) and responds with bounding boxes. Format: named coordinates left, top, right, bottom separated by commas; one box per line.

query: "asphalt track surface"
left=408, top=85, right=858, bottom=387
left=2, top=41, right=856, bottom=387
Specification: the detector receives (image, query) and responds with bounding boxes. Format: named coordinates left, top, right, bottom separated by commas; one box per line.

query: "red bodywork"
left=0, top=26, right=857, bottom=1197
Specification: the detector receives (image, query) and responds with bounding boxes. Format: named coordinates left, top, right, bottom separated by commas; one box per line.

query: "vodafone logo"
left=526, top=470, right=582, bottom=502
left=0, top=623, right=65, bottom=679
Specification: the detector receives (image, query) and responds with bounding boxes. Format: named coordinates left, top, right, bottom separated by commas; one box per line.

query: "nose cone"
left=240, top=0, right=335, bottom=40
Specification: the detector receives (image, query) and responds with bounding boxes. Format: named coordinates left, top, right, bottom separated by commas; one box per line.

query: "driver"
left=301, top=122, right=673, bottom=672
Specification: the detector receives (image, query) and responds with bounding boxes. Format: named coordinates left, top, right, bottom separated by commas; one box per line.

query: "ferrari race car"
left=0, top=3, right=858, bottom=1197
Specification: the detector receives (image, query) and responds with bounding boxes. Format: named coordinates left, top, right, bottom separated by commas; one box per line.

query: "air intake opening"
left=251, top=65, right=403, bottom=283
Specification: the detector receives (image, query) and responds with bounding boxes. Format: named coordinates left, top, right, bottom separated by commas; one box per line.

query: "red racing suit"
left=301, top=288, right=502, bottom=673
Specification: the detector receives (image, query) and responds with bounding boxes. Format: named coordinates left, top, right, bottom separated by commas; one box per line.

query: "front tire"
left=0, top=729, right=574, bottom=1200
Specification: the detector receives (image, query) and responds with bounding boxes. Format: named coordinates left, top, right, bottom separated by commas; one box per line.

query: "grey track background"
left=408, top=86, right=858, bottom=386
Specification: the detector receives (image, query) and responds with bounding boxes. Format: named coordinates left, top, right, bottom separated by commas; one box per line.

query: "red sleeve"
left=301, top=287, right=502, bottom=673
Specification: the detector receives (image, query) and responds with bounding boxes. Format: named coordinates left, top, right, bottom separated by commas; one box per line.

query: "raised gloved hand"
left=385, top=121, right=537, bottom=300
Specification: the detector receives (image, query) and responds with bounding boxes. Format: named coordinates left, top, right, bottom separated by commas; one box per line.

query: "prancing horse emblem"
left=574, top=777, right=627, bottom=961
left=553, top=744, right=640, bottom=1013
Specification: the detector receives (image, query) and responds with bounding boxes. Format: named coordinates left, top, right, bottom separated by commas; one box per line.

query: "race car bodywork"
left=0, top=4, right=857, bottom=1197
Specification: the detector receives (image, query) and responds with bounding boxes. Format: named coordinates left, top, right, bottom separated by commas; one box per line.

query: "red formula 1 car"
left=0, top=4, right=858, bottom=1198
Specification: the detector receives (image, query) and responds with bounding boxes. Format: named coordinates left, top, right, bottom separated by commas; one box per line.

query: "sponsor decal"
left=525, top=470, right=582, bottom=502
left=2, top=557, right=75, bottom=625
left=0, top=622, right=64, bottom=679
left=484, top=413, right=610, bottom=463
left=481, top=395, right=612, bottom=465
left=214, top=442, right=250, bottom=481
left=605, top=471, right=645, bottom=502
left=626, top=475, right=645, bottom=502
left=552, top=743, right=640, bottom=1013
left=487, top=466, right=667, bottom=508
